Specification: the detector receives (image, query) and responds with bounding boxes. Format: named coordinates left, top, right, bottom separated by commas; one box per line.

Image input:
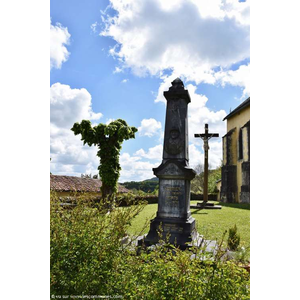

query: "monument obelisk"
left=142, top=78, right=198, bottom=249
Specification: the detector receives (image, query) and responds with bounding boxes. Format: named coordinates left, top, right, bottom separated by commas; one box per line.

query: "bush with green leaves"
left=51, top=194, right=250, bottom=299
left=228, top=224, right=241, bottom=251
left=50, top=193, right=146, bottom=295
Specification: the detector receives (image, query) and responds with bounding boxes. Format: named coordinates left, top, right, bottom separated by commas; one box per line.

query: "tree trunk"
left=101, top=183, right=115, bottom=209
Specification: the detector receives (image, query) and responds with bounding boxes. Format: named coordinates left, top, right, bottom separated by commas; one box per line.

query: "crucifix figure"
left=194, top=124, right=219, bottom=207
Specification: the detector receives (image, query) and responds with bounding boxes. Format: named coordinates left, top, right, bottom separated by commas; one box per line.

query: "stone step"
left=196, top=202, right=215, bottom=206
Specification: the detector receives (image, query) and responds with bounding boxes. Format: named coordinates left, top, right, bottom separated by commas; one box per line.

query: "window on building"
left=239, top=128, right=243, bottom=160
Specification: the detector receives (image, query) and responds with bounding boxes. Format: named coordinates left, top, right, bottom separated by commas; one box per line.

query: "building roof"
left=50, top=175, right=129, bottom=193
left=223, top=97, right=250, bottom=121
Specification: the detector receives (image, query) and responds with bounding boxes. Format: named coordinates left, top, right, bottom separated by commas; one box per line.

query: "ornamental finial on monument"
left=164, top=78, right=191, bottom=103
left=170, top=77, right=184, bottom=90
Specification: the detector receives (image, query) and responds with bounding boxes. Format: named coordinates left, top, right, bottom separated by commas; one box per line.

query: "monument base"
left=190, top=202, right=222, bottom=209
left=138, top=216, right=200, bottom=250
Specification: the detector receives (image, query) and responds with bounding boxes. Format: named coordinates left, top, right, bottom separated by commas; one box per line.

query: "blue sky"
left=50, top=0, right=250, bottom=182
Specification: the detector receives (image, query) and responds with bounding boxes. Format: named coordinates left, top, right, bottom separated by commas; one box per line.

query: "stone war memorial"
left=140, top=78, right=198, bottom=249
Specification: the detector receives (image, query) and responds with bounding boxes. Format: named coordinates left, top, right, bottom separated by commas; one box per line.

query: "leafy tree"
left=194, top=162, right=204, bottom=175
left=191, top=163, right=205, bottom=193
left=81, top=173, right=92, bottom=178
left=207, top=166, right=221, bottom=193
left=80, top=174, right=99, bottom=179
left=71, top=119, right=137, bottom=201
left=191, top=165, right=221, bottom=194
left=122, top=180, right=159, bottom=193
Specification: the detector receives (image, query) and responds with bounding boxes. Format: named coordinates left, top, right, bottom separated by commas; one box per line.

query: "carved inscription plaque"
left=163, top=223, right=183, bottom=233
left=158, top=179, right=186, bottom=218
left=165, top=185, right=183, bottom=204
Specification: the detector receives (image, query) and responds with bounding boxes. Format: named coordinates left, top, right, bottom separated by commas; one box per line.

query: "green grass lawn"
left=127, top=201, right=250, bottom=250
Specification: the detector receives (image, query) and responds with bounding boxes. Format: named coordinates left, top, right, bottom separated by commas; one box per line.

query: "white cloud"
left=105, top=118, right=115, bottom=125
left=91, top=22, right=99, bottom=33
left=50, top=83, right=103, bottom=177
left=135, top=144, right=163, bottom=161
left=215, top=63, right=250, bottom=98
left=222, top=0, right=250, bottom=26
left=50, top=123, right=100, bottom=177
left=121, top=79, right=128, bottom=83
left=101, top=0, right=250, bottom=85
left=189, top=141, right=222, bottom=169
left=50, top=83, right=102, bottom=129
left=50, top=20, right=71, bottom=70
left=138, top=118, right=162, bottom=137
left=187, top=84, right=227, bottom=142
left=189, top=143, right=204, bottom=168
left=119, top=153, right=158, bottom=182
left=113, top=66, right=123, bottom=73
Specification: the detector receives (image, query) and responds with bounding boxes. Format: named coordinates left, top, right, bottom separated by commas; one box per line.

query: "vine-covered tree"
left=71, top=119, right=138, bottom=201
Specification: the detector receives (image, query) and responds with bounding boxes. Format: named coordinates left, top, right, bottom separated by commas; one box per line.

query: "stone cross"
left=194, top=124, right=219, bottom=205
left=141, top=78, right=198, bottom=249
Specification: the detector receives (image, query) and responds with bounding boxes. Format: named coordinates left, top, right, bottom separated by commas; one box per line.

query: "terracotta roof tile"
left=50, top=175, right=128, bottom=193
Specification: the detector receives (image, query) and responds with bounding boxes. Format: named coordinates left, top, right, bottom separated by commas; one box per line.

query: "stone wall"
left=220, top=165, right=237, bottom=203
left=240, top=161, right=250, bottom=203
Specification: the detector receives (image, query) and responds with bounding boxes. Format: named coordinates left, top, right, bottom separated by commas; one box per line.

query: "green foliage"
left=111, top=247, right=249, bottom=300
left=232, top=246, right=250, bottom=264
left=50, top=193, right=146, bottom=295
left=228, top=224, right=241, bottom=251
left=123, top=180, right=159, bottom=193
left=71, top=119, right=137, bottom=199
left=207, top=167, right=221, bottom=193
left=191, top=167, right=221, bottom=194
left=51, top=195, right=250, bottom=298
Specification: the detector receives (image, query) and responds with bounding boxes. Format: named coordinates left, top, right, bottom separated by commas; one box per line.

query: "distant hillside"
left=123, top=177, right=159, bottom=193
left=143, top=177, right=159, bottom=182
left=124, top=168, right=221, bottom=195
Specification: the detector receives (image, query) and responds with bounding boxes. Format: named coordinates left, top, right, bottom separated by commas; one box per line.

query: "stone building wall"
left=221, top=128, right=238, bottom=203
left=221, top=102, right=250, bottom=203
left=240, top=121, right=250, bottom=203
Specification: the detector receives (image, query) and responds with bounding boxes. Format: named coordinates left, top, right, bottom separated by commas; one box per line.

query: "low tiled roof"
left=223, top=97, right=250, bottom=121
left=50, top=175, right=129, bottom=193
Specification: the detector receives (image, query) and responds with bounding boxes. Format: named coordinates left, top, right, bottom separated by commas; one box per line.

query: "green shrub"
left=51, top=195, right=250, bottom=299
left=50, top=193, right=146, bottom=295
left=228, top=224, right=241, bottom=251
left=233, top=246, right=250, bottom=264
left=107, top=246, right=249, bottom=300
